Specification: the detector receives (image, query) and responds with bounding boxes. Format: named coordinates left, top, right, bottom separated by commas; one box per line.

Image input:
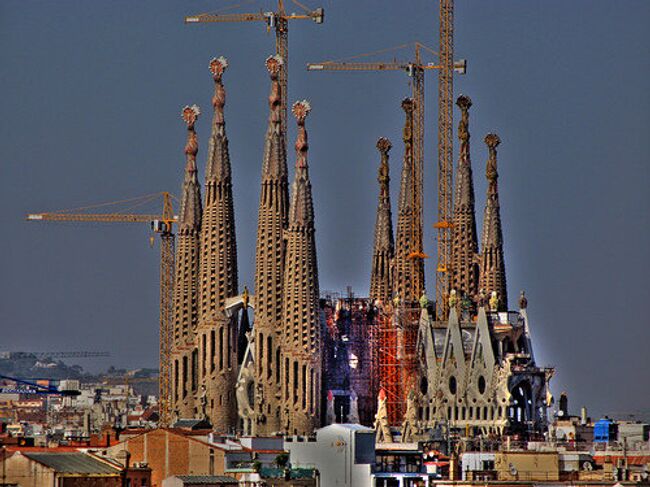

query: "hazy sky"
left=1, top=1, right=648, bottom=420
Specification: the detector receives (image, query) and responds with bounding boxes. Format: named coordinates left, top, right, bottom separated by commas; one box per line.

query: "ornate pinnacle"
left=266, top=55, right=283, bottom=126
left=376, top=137, right=391, bottom=195
left=376, top=137, right=392, bottom=155
left=265, top=54, right=283, bottom=78
left=456, top=95, right=472, bottom=144
left=401, top=98, right=414, bottom=146
left=484, top=133, right=501, bottom=182
left=209, top=57, right=228, bottom=129
left=182, top=105, right=200, bottom=160
left=292, top=100, right=311, bottom=169
left=209, top=56, right=228, bottom=81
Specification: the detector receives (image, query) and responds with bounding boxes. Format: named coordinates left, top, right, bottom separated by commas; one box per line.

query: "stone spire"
left=370, top=137, right=394, bottom=305
left=479, top=133, right=508, bottom=310
left=195, top=57, right=240, bottom=432
left=253, top=55, right=289, bottom=434
left=281, top=100, right=321, bottom=435
left=171, top=105, right=202, bottom=418
left=393, top=98, right=425, bottom=306
left=450, top=95, right=479, bottom=302
left=199, top=56, right=239, bottom=314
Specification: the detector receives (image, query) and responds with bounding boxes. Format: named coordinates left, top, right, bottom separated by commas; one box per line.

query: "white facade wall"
left=285, top=424, right=374, bottom=487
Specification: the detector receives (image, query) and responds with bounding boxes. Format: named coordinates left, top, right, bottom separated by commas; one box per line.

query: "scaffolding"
left=371, top=304, right=420, bottom=426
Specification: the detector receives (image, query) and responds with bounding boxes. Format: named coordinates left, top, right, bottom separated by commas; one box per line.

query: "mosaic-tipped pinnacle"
left=292, top=100, right=311, bottom=122
left=181, top=104, right=200, bottom=127
left=265, top=54, right=284, bottom=76
left=209, top=56, right=228, bottom=79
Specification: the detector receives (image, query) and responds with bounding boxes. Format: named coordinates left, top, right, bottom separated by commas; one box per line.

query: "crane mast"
left=27, top=192, right=176, bottom=426
left=435, top=0, right=454, bottom=320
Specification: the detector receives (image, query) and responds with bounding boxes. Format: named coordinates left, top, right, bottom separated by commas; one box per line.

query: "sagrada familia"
left=169, top=54, right=553, bottom=440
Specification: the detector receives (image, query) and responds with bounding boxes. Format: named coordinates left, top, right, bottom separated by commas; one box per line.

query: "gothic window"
left=219, top=327, right=224, bottom=371
left=210, top=330, right=216, bottom=372
left=449, top=376, right=457, bottom=395
left=478, top=376, right=486, bottom=394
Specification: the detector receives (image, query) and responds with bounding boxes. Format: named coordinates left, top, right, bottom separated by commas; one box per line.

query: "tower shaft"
left=393, top=99, right=425, bottom=306
left=196, top=58, right=240, bottom=432
left=450, top=96, right=479, bottom=300
left=479, top=134, right=508, bottom=310
left=253, top=56, right=289, bottom=434
left=171, top=105, right=203, bottom=420
left=281, top=100, right=321, bottom=435
left=370, top=138, right=395, bottom=305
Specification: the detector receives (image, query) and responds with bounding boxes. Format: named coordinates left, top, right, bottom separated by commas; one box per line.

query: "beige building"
left=106, top=428, right=226, bottom=487
left=1, top=451, right=123, bottom=487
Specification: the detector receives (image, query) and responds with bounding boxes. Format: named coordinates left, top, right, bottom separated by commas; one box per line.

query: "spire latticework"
left=393, top=98, right=425, bottom=306
left=281, top=100, right=321, bottom=435
left=370, top=137, right=394, bottom=305
left=171, top=105, right=203, bottom=418
left=195, top=57, right=240, bottom=432
left=253, top=55, right=289, bottom=434
left=479, top=133, right=508, bottom=310
left=450, top=95, right=479, bottom=302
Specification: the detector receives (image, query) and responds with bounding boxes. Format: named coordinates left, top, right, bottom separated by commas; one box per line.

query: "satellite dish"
left=583, top=461, right=593, bottom=471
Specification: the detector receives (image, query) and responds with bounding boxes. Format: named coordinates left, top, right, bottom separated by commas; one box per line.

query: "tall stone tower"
left=479, top=133, right=508, bottom=310
left=393, top=98, right=425, bottom=306
left=171, top=105, right=203, bottom=419
left=281, top=100, right=322, bottom=435
left=369, top=137, right=394, bottom=305
left=195, top=57, right=240, bottom=432
left=253, top=55, right=289, bottom=435
left=450, top=95, right=479, bottom=300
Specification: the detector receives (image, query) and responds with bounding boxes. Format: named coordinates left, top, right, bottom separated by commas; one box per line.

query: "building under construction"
left=26, top=1, right=552, bottom=441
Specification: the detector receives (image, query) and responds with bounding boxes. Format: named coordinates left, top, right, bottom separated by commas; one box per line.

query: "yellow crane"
left=185, top=0, right=324, bottom=130
left=307, top=41, right=465, bottom=292
left=26, top=191, right=176, bottom=426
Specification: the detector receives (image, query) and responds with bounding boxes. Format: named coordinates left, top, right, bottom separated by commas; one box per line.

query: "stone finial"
left=209, top=56, right=228, bottom=81
left=266, top=56, right=283, bottom=125
left=265, top=54, right=284, bottom=78
left=209, top=57, right=228, bottom=129
left=519, top=290, right=528, bottom=310
left=292, top=100, right=311, bottom=169
left=181, top=105, right=200, bottom=158
left=376, top=137, right=392, bottom=155
left=484, top=133, right=501, bottom=182
left=377, top=137, right=391, bottom=192
left=456, top=95, right=472, bottom=144
left=401, top=97, right=415, bottom=114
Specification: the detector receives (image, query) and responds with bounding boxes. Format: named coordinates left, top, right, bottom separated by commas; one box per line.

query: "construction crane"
left=185, top=0, right=324, bottom=131
left=307, top=42, right=465, bottom=293
left=26, top=191, right=176, bottom=426
left=436, top=0, right=455, bottom=320
left=3, top=351, right=110, bottom=359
